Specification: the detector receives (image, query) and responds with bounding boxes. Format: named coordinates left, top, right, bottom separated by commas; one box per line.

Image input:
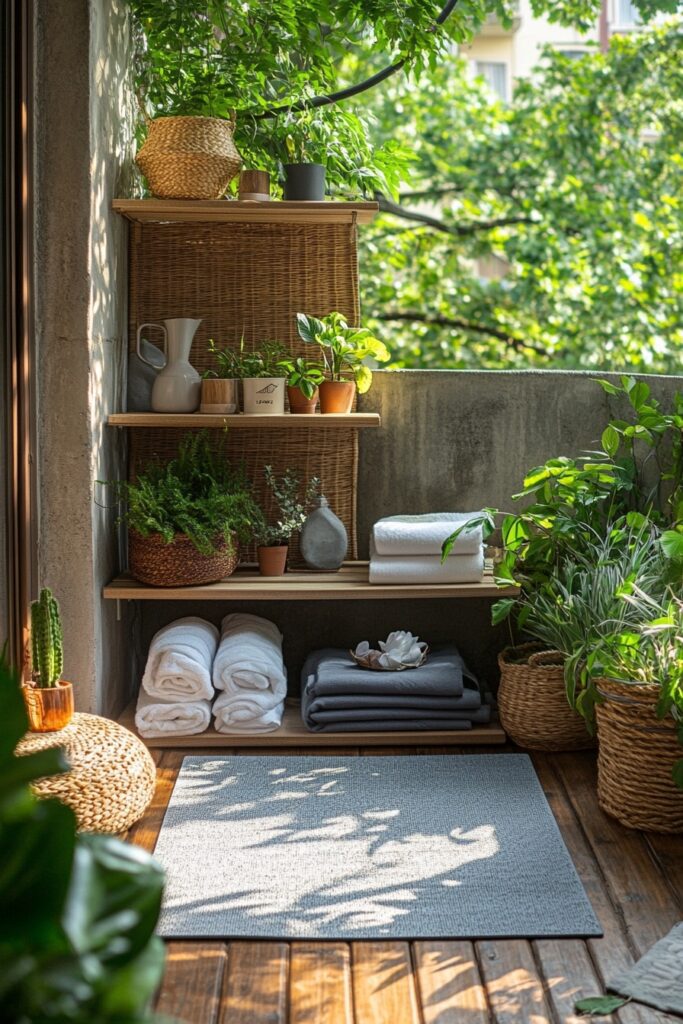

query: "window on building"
left=475, top=61, right=508, bottom=102
left=615, top=0, right=639, bottom=26
left=559, top=48, right=589, bottom=59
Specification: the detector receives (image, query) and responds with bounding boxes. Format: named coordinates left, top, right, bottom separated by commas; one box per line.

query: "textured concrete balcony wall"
left=33, top=0, right=133, bottom=714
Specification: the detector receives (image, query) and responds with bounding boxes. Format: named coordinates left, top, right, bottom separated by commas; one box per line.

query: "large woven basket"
left=16, top=713, right=156, bottom=834
left=129, top=529, right=238, bottom=587
left=596, top=677, right=683, bottom=833
left=497, top=642, right=594, bottom=751
left=136, top=116, right=241, bottom=200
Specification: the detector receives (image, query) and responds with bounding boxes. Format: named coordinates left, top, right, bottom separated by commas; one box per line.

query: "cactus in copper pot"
left=30, top=588, right=63, bottom=688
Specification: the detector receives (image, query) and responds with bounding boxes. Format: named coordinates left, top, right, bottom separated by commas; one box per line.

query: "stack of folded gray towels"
left=301, top=645, right=491, bottom=732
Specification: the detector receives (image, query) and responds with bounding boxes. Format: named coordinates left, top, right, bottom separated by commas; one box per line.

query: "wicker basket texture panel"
left=497, top=642, right=594, bottom=751
left=128, top=529, right=239, bottom=587
left=135, top=116, right=241, bottom=200
left=596, top=677, right=683, bottom=833
left=16, top=713, right=156, bottom=834
left=129, top=428, right=358, bottom=565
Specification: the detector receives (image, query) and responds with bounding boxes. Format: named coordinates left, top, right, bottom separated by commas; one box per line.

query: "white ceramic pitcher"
left=136, top=318, right=202, bottom=413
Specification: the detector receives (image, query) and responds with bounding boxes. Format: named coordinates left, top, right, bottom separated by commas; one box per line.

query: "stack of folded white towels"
left=369, top=513, right=484, bottom=585
left=134, top=613, right=286, bottom=738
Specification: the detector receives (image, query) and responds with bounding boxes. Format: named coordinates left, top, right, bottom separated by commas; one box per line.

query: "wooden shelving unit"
left=108, top=412, right=380, bottom=429
left=118, top=700, right=507, bottom=748
left=104, top=563, right=516, bottom=602
left=112, top=199, right=378, bottom=225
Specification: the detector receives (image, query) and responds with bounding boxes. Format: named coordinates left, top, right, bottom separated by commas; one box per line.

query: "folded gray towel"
left=302, top=646, right=476, bottom=700
left=304, top=719, right=476, bottom=733
left=309, top=706, right=492, bottom=724
left=304, top=690, right=482, bottom=714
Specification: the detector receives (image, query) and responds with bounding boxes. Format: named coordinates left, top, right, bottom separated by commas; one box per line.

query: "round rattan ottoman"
left=16, top=712, right=157, bottom=833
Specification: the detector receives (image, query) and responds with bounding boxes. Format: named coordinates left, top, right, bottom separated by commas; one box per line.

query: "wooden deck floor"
left=127, top=745, right=683, bottom=1024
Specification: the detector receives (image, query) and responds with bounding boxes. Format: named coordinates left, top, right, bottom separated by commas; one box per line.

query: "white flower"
left=353, top=631, right=427, bottom=671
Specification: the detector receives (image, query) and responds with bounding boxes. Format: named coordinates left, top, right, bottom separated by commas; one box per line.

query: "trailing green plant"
left=30, top=588, right=63, bottom=688
left=278, top=356, right=325, bottom=399
left=105, top=431, right=261, bottom=555
left=589, top=587, right=683, bottom=788
left=0, top=645, right=165, bottom=1022
left=296, top=311, right=389, bottom=393
left=205, top=338, right=288, bottom=380
left=255, top=466, right=320, bottom=546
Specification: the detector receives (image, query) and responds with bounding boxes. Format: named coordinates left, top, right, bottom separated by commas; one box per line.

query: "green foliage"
left=108, top=431, right=261, bottom=554
left=278, top=356, right=326, bottom=399
left=358, top=22, right=683, bottom=371
left=575, top=995, right=629, bottom=1016
left=296, top=311, right=390, bottom=392
left=0, top=648, right=165, bottom=1023
left=206, top=338, right=287, bottom=379
left=255, top=466, right=320, bottom=545
left=30, top=588, right=64, bottom=689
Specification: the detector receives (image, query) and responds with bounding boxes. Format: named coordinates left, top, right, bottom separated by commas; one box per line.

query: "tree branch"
left=375, top=192, right=532, bottom=236
left=375, top=310, right=552, bottom=357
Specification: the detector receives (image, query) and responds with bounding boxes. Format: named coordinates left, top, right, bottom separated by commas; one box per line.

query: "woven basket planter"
left=129, top=530, right=238, bottom=587
left=136, top=116, right=241, bottom=200
left=596, top=677, right=683, bottom=833
left=497, top=642, right=594, bottom=751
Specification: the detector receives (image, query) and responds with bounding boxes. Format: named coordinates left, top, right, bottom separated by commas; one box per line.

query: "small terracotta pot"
left=287, top=386, right=318, bottom=414
left=319, top=380, right=356, bottom=414
left=200, top=378, right=238, bottom=414
left=22, top=680, right=74, bottom=732
left=257, top=545, right=288, bottom=576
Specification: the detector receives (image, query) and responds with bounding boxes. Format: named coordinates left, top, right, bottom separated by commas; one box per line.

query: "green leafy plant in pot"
left=234, top=339, right=288, bottom=415
left=200, top=338, right=240, bottom=414
left=255, top=466, right=320, bottom=575
left=23, top=588, right=74, bottom=732
left=296, top=311, right=389, bottom=413
left=278, top=356, right=325, bottom=414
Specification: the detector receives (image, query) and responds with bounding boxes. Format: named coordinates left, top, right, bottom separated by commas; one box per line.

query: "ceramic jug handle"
left=136, top=323, right=167, bottom=368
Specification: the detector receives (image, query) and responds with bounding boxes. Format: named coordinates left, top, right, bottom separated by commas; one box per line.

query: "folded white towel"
left=142, top=617, right=219, bottom=701
left=372, top=513, right=484, bottom=557
left=213, top=613, right=287, bottom=709
left=213, top=691, right=285, bottom=734
left=369, top=543, right=484, bottom=585
left=135, top=687, right=211, bottom=738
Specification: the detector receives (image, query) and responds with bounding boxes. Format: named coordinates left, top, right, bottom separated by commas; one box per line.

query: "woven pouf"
left=596, top=679, right=683, bottom=833
left=16, top=712, right=157, bottom=833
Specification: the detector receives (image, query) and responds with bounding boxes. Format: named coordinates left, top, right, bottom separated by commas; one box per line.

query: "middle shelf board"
left=104, top=563, right=518, bottom=601
left=108, top=412, right=380, bottom=429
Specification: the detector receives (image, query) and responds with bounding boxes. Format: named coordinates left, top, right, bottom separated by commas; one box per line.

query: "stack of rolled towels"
left=301, top=645, right=491, bottom=732
left=369, top=513, right=484, bottom=585
left=135, top=612, right=286, bottom=738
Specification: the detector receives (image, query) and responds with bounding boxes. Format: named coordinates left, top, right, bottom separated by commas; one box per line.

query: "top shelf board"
left=112, top=199, right=379, bottom=226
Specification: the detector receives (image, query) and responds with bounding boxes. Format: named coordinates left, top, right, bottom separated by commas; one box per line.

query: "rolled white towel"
left=213, top=691, right=285, bottom=734
left=372, top=513, right=484, bottom=557
left=369, top=543, right=484, bottom=585
left=142, top=617, right=218, bottom=701
left=135, top=687, right=211, bottom=738
left=213, top=613, right=286, bottom=708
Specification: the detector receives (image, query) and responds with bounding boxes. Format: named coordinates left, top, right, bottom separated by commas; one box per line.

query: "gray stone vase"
left=300, top=496, right=348, bottom=570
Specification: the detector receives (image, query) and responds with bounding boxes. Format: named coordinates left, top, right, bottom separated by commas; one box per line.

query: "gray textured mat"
left=154, top=754, right=601, bottom=939
left=610, top=922, right=683, bottom=1015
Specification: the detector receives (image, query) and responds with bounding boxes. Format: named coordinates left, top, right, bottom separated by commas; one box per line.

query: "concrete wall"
left=33, top=0, right=133, bottom=714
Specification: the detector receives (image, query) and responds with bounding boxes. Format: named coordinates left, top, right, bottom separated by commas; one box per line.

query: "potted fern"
left=296, top=312, right=389, bottom=413
left=255, top=466, right=319, bottom=575
left=23, top=588, right=74, bottom=732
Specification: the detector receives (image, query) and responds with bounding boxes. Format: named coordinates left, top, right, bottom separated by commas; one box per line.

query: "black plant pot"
left=283, top=163, right=326, bottom=201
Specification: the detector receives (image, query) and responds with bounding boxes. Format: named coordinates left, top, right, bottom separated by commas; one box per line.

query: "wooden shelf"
left=104, top=562, right=517, bottom=601
left=112, top=199, right=378, bottom=226
left=107, top=412, right=380, bottom=429
left=118, top=700, right=507, bottom=748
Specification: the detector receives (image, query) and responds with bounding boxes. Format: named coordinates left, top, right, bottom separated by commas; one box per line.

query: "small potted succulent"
left=255, top=466, right=319, bottom=575
left=238, top=341, right=288, bottom=415
left=296, top=311, right=389, bottom=413
left=278, top=356, right=325, bottom=414
left=23, top=588, right=74, bottom=732
left=200, top=339, right=240, bottom=414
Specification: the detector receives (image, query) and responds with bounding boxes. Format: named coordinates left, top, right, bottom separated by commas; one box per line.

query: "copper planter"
left=23, top=680, right=74, bottom=732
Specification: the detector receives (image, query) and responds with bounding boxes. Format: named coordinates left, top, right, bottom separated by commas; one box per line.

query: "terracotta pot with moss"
left=23, top=588, right=74, bottom=732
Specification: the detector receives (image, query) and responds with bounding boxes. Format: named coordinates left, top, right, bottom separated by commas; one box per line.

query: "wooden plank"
left=126, top=749, right=183, bottom=852
left=104, top=564, right=516, bottom=601
left=644, top=832, right=683, bottom=911
left=220, top=942, right=289, bottom=1024
left=155, top=941, right=227, bottom=1024
left=532, top=939, right=602, bottom=1024
left=413, top=941, right=489, bottom=1024
left=351, top=942, right=421, bottom=1024
left=118, top=701, right=507, bottom=749
left=476, top=940, right=552, bottom=1024
left=289, top=942, right=353, bottom=1024
left=107, top=411, right=381, bottom=429
left=112, top=198, right=378, bottom=225
left=553, top=751, right=681, bottom=957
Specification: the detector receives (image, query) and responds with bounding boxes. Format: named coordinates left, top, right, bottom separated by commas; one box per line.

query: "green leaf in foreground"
left=575, top=995, right=628, bottom=1016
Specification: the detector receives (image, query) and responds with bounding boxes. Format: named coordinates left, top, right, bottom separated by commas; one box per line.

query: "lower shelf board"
left=119, top=701, right=506, bottom=748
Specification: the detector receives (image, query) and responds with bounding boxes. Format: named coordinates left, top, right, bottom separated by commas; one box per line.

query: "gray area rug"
left=610, top=922, right=683, bottom=1015
left=153, top=754, right=602, bottom=939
